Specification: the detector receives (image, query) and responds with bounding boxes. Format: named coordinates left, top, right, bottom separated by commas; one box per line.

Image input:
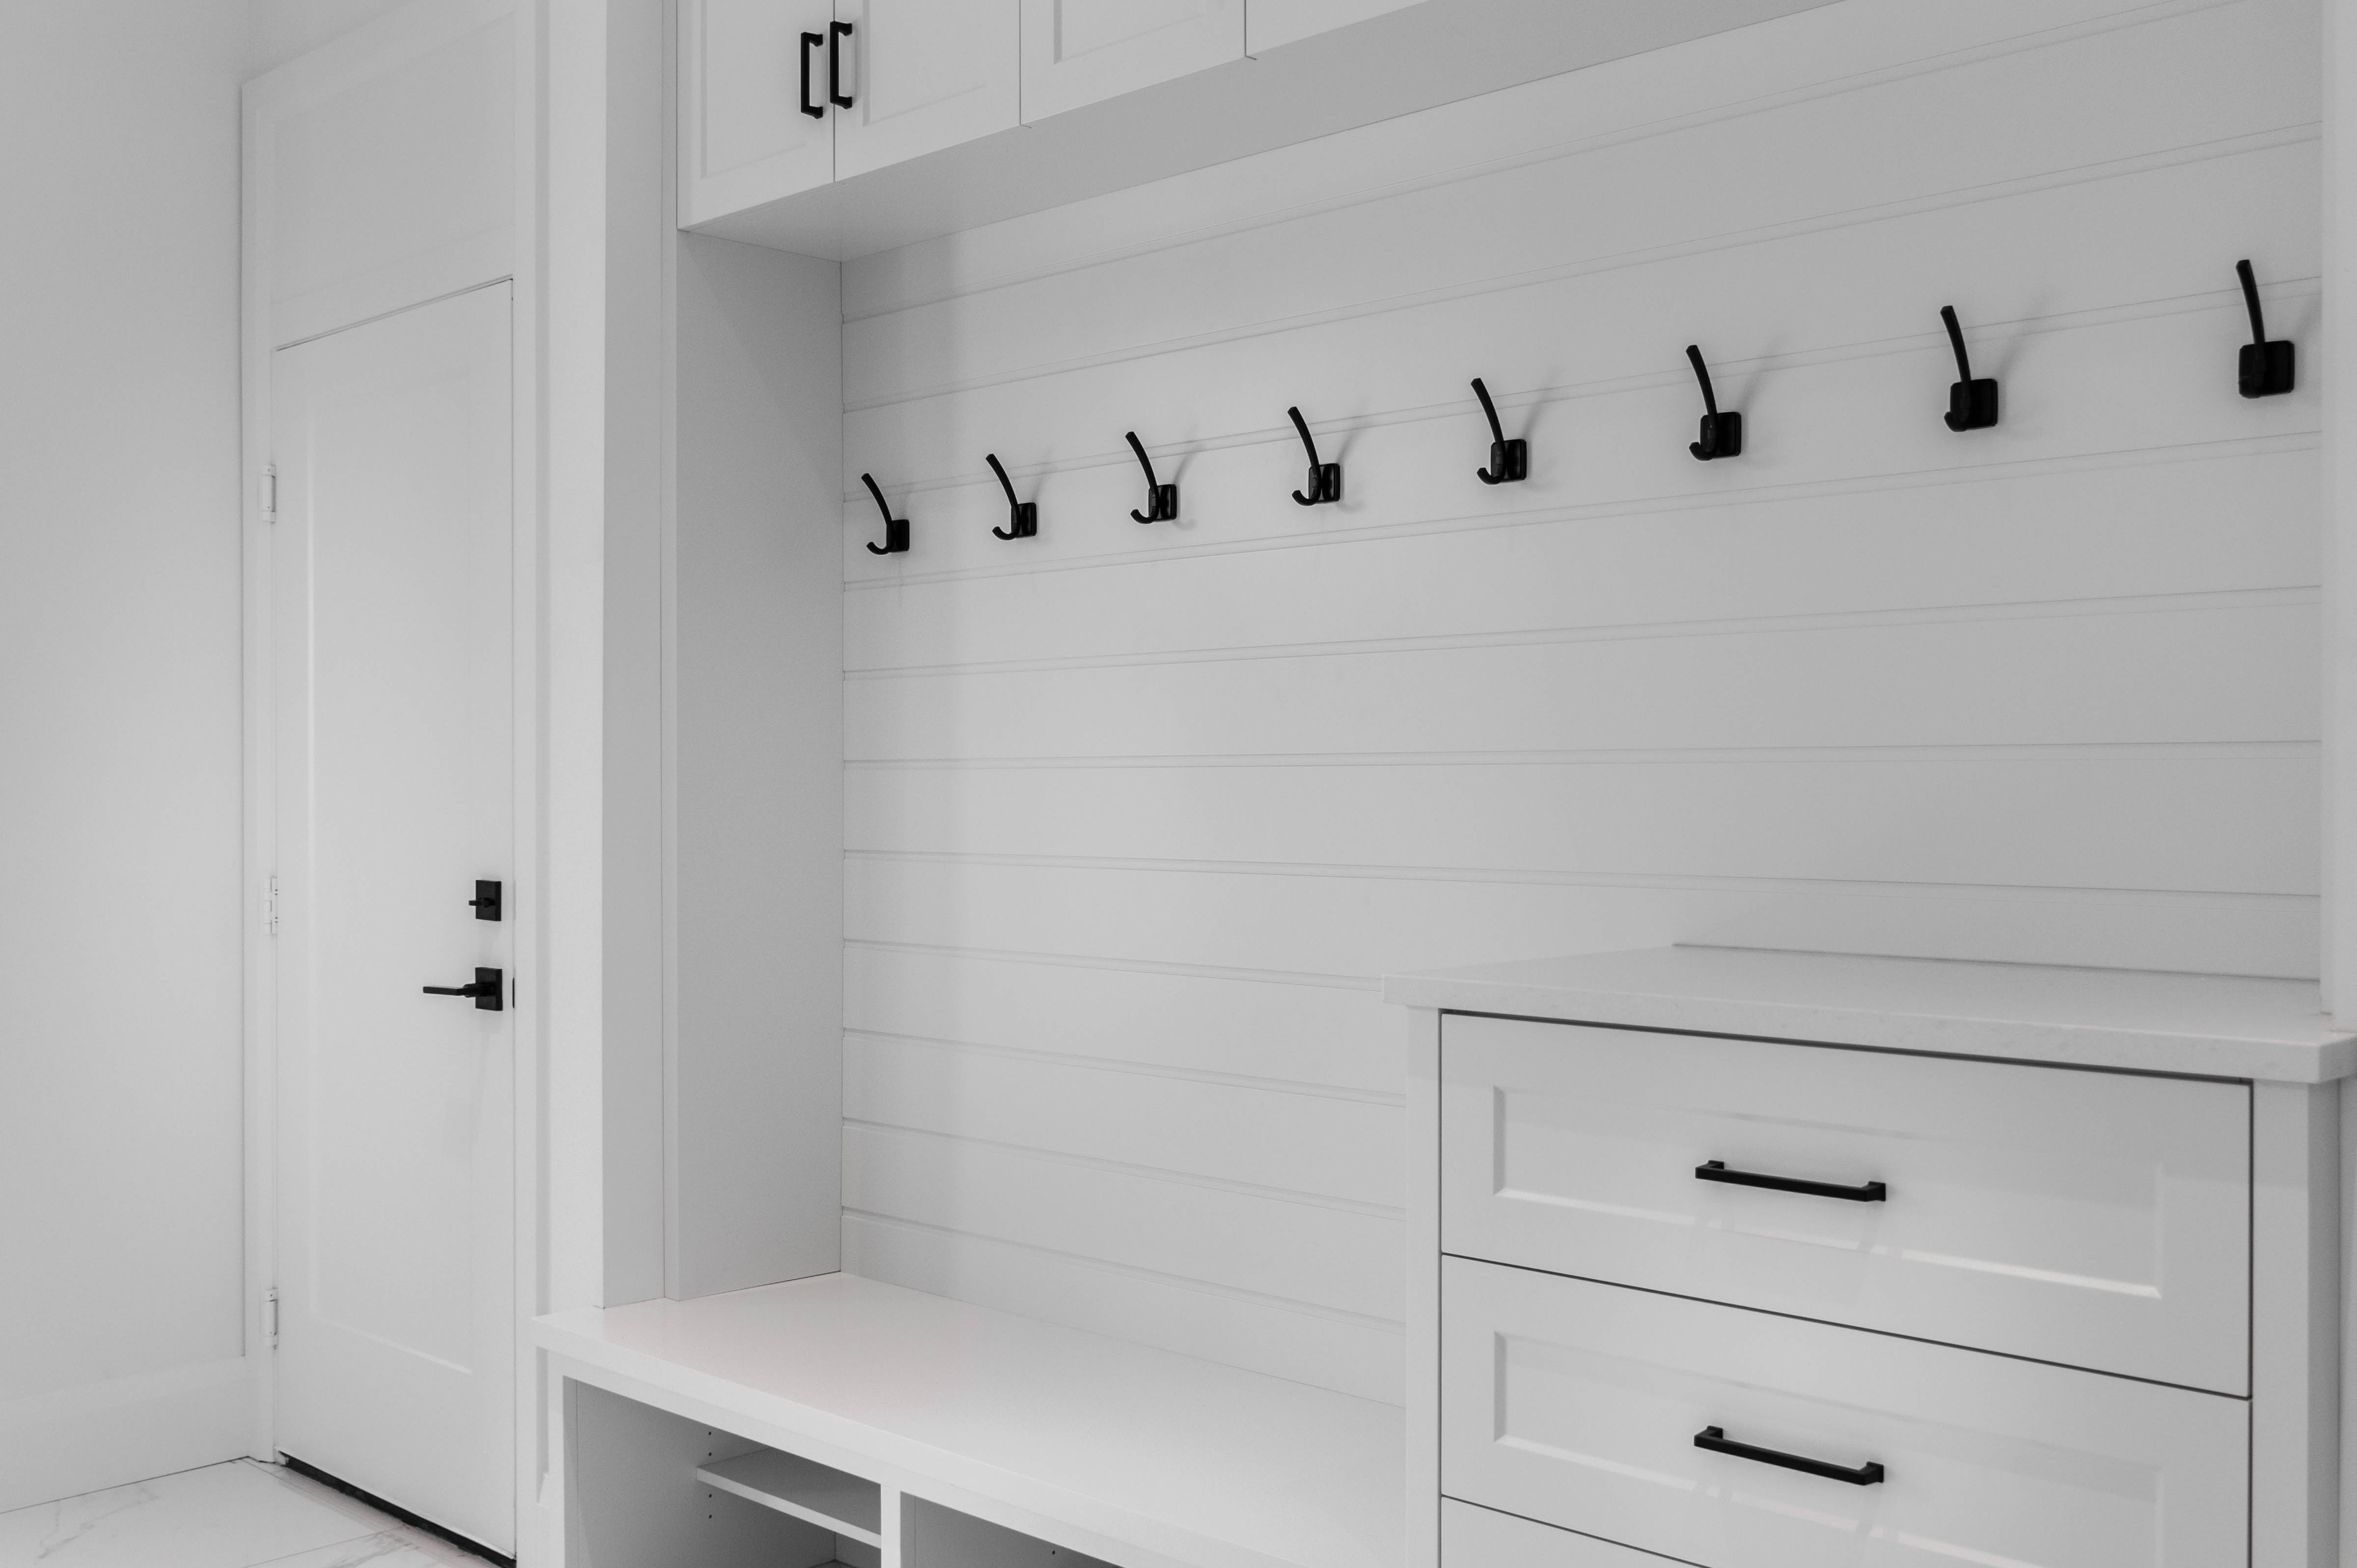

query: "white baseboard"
left=0, top=1357, right=253, bottom=1513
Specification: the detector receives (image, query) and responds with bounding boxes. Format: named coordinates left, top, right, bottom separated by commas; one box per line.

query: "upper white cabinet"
left=684, top=0, right=1840, bottom=257
left=680, top=0, right=836, bottom=227
left=1244, top=0, right=1419, bottom=54
left=1017, top=0, right=1242, bottom=122
left=835, top=0, right=1021, bottom=181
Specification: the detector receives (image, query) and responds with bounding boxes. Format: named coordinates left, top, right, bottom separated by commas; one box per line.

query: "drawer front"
left=1442, top=1014, right=2249, bottom=1391
left=1443, top=1499, right=1664, bottom=1568
left=1442, top=1257, right=2247, bottom=1568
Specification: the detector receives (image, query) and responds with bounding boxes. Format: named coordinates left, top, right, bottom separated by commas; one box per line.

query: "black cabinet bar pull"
left=828, top=20, right=854, bottom=109
left=798, top=31, right=824, bottom=118
left=1695, top=1159, right=1886, bottom=1202
left=1695, top=1427, right=1884, bottom=1486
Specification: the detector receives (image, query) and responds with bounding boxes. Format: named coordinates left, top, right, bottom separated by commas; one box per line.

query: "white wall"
left=0, top=0, right=253, bottom=1510
left=836, top=0, right=2322, bottom=1404
left=247, top=0, right=415, bottom=78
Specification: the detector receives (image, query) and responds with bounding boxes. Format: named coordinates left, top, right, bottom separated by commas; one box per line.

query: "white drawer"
left=1441, top=1013, right=2249, bottom=1392
left=1441, top=1257, right=2247, bottom=1568
left=1443, top=1499, right=1665, bottom=1568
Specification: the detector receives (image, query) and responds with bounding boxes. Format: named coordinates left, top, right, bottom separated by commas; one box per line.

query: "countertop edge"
left=1381, top=975, right=2357, bottom=1083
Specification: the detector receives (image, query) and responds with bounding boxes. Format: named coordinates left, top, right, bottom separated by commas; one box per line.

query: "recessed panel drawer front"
left=1441, top=1014, right=2249, bottom=1392
left=1441, top=1257, right=2247, bottom=1568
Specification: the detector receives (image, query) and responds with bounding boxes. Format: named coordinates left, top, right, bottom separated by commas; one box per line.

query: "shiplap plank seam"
left=842, top=1119, right=1408, bottom=1222
left=841, top=1210, right=1410, bottom=1334
left=843, top=849, right=2319, bottom=906
left=844, top=130, right=2314, bottom=415
left=842, top=433, right=2317, bottom=589
left=843, top=272, right=2317, bottom=474
left=844, top=937, right=1380, bottom=991
left=842, top=0, right=2241, bottom=321
left=845, top=1027, right=1407, bottom=1107
left=847, top=741, right=2326, bottom=769
left=846, top=588, right=2318, bottom=681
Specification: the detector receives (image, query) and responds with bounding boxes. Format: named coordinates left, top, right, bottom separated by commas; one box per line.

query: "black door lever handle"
left=423, top=967, right=504, bottom=1011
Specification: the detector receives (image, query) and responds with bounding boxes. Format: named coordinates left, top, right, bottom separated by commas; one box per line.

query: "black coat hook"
left=1685, top=345, right=1742, bottom=460
left=1125, top=432, right=1178, bottom=523
left=2236, top=259, right=2294, bottom=398
left=861, top=472, right=908, bottom=555
left=1940, top=306, right=1999, bottom=432
left=985, top=454, right=1037, bottom=540
left=1471, top=378, right=1528, bottom=484
left=1287, top=407, right=1343, bottom=505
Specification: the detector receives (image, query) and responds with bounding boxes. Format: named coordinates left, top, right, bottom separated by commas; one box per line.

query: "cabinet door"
left=1019, top=0, right=1243, bottom=123
left=680, top=0, right=836, bottom=227
left=1245, top=0, right=1420, bottom=54
left=834, top=0, right=1020, bottom=180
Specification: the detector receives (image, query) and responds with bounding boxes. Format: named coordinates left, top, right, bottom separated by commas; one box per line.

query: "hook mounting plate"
left=1946, top=378, right=1999, bottom=432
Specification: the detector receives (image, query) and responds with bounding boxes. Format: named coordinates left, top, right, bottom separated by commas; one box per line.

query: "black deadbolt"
left=469, top=880, right=502, bottom=921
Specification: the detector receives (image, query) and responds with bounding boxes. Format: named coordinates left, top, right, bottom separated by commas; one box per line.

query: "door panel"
left=835, top=0, right=1020, bottom=179
left=682, top=0, right=836, bottom=226
left=273, top=282, right=514, bottom=1554
left=1020, top=0, right=1242, bottom=122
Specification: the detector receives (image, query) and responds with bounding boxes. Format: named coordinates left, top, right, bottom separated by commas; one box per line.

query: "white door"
left=681, top=0, right=838, bottom=226
left=271, top=283, right=515, bottom=1555
left=833, top=0, right=1020, bottom=180
left=1019, top=0, right=1241, bottom=122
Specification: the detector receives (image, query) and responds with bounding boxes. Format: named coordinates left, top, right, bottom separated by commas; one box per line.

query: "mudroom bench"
left=535, top=1272, right=1403, bottom=1568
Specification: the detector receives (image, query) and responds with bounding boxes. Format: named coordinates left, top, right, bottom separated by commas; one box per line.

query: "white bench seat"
left=536, top=1271, right=1403, bottom=1568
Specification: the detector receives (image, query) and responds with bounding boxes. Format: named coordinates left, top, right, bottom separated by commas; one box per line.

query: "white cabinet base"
left=1393, top=949, right=2352, bottom=1568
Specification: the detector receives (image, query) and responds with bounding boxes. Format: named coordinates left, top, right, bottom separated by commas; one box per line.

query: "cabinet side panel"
left=669, top=232, right=845, bottom=1297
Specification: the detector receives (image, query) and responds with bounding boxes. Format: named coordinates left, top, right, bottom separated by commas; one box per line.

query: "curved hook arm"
left=1685, top=345, right=1720, bottom=419
left=1125, top=431, right=1161, bottom=493
left=1288, top=406, right=1323, bottom=470
left=985, top=453, right=1036, bottom=541
left=861, top=472, right=906, bottom=556
left=1472, top=378, right=1507, bottom=446
left=1287, top=407, right=1327, bottom=506
left=1126, top=431, right=1169, bottom=524
left=2237, top=258, right=2269, bottom=348
left=1940, top=306, right=1973, bottom=383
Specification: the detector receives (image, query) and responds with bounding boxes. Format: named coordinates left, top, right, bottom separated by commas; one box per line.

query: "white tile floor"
left=0, top=1460, right=492, bottom=1568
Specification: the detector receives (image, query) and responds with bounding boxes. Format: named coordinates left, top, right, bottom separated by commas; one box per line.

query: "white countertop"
left=537, top=1272, right=1401, bottom=1568
left=1382, top=945, right=2357, bottom=1082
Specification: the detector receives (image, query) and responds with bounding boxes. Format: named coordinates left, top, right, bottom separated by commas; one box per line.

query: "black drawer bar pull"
left=1695, top=1426, right=1885, bottom=1487
left=1695, top=1160, right=1886, bottom=1202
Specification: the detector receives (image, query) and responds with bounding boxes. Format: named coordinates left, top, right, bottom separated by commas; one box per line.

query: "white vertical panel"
left=668, top=234, right=845, bottom=1297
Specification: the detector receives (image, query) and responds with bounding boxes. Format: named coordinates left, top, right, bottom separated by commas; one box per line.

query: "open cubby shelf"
left=698, top=1448, right=885, bottom=1545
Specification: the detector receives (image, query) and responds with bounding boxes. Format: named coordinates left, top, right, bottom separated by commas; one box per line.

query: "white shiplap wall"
left=833, top=0, right=2321, bottom=1404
